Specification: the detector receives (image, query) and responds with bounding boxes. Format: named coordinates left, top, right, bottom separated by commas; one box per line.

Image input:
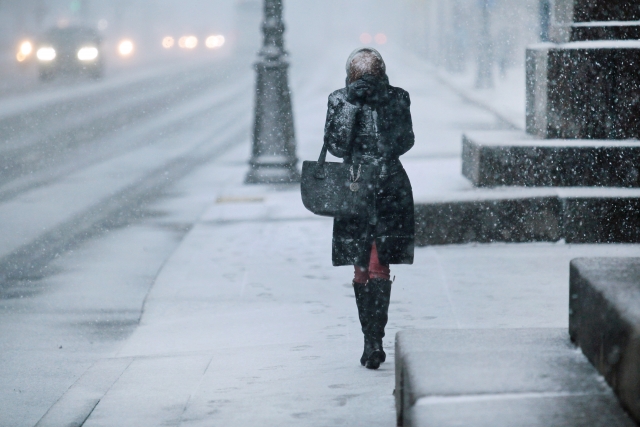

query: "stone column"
left=539, top=0, right=551, bottom=41
left=549, top=0, right=640, bottom=42
left=245, top=0, right=299, bottom=184
left=475, top=0, right=494, bottom=89
left=527, top=0, right=640, bottom=139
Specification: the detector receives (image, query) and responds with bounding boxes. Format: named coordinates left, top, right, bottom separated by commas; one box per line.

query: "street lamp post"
left=245, top=0, right=299, bottom=184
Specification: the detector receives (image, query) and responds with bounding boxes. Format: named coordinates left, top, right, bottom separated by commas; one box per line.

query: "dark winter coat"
left=324, top=84, right=415, bottom=267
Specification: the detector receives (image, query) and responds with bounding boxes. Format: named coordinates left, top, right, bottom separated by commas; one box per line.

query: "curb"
left=570, top=257, right=640, bottom=423
left=462, top=132, right=640, bottom=188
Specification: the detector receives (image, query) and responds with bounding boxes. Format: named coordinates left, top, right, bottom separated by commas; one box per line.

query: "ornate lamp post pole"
left=245, top=0, right=299, bottom=184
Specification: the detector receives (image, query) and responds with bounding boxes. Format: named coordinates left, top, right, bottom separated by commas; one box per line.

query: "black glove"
left=347, top=74, right=383, bottom=105
left=347, top=79, right=371, bottom=105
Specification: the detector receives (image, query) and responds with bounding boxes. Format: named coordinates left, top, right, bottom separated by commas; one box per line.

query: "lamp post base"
left=245, top=156, right=300, bottom=184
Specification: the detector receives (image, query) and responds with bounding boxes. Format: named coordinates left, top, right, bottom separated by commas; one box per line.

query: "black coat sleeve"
left=323, top=91, right=359, bottom=159
left=381, top=88, right=415, bottom=158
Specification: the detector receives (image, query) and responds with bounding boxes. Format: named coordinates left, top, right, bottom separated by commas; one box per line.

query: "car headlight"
left=17, top=41, right=33, bottom=61
left=78, top=47, right=99, bottom=61
left=162, top=36, right=174, bottom=49
left=118, top=40, right=134, bottom=56
left=178, top=36, right=198, bottom=49
left=16, top=40, right=33, bottom=62
left=36, top=47, right=56, bottom=61
left=205, top=35, right=225, bottom=49
left=20, top=41, right=33, bottom=56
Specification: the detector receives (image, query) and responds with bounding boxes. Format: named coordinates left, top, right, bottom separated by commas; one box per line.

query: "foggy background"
left=0, top=0, right=545, bottom=89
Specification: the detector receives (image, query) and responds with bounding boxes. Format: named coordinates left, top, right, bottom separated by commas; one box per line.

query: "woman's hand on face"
left=348, top=74, right=382, bottom=106
left=347, top=79, right=371, bottom=105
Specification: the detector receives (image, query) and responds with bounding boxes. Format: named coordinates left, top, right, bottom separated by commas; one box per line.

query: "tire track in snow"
left=0, top=83, right=252, bottom=292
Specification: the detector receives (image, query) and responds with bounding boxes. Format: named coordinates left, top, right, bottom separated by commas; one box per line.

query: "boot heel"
left=365, top=349, right=383, bottom=370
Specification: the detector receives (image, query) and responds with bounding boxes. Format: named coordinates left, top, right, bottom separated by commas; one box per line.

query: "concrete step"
left=570, top=23, right=640, bottom=42
left=462, top=131, right=640, bottom=187
left=570, top=257, right=640, bottom=423
left=414, top=187, right=640, bottom=245
left=527, top=42, right=640, bottom=140
left=395, top=328, right=635, bottom=427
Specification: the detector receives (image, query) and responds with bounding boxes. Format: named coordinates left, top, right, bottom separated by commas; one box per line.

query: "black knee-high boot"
left=364, top=278, right=392, bottom=370
left=353, top=281, right=372, bottom=366
left=354, top=279, right=392, bottom=369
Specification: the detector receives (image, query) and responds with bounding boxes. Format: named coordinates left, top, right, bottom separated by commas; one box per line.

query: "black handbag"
left=301, top=142, right=374, bottom=217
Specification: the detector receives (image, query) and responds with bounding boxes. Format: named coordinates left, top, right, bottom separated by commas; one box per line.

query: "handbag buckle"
left=349, top=165, right=362, bottom=192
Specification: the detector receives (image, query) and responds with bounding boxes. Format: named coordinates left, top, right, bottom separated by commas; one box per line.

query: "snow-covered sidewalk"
left=37, top=47, right=640, bottom=426
left=57, top=143, right=640, bottom=427
left=434, top=62, right=527, bottom=131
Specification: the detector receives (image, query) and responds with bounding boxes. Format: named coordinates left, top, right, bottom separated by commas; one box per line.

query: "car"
left=36, top=26, right=103, bottom=81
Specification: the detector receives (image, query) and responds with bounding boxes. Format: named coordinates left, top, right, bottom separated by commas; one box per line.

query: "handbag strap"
left=315, top=141, right=328, bottom=179
left=317, top=141, right=328, bottom=166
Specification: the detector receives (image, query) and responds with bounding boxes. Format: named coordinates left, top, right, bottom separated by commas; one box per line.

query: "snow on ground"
left=7, top=44, right=640, bottom=426
left=76, top=147, right=640, bottom=426
left=0, top=58, right=253, bottom=426
left=434, top=59, right=527, bottom=131
left=70, top=46, right=640, bottom=425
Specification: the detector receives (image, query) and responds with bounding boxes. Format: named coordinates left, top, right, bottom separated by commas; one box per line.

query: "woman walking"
left=324, top=48, right=415, bottom=369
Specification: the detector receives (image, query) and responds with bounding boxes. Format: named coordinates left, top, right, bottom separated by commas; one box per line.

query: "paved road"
left=0, top=55, right=252, bottom=283
left=0, top=54, right=253, bottom=426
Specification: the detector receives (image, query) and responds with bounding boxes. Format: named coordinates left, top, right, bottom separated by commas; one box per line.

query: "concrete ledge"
left=461, top=131, right=640, bottom=187
left=563, top=197, right=640, bottom=243
left=415, top=196, right=561, bottom=245
left=395, top=329, right=635, bottom=427
left=526, top=43, right=640, bottom=140
left=570, top=24, right=640, bottom=42
left=415, top=191, right=640, bottom=245
left=570, top=258, right=640, bottom=423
